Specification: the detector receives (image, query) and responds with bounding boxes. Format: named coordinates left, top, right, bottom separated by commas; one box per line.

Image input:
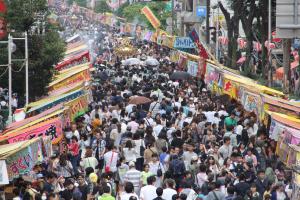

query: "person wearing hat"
left=124, top=161, right=142, bottom=195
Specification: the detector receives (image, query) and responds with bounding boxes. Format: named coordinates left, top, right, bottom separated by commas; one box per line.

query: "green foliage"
left=27, top=32, right=65, bottom=98
left=69, top=0, right=87, bottom=7
left=0, top=0, right=65, bottom=101
left=116, top=2, right=171, bottom=30
left=5, top=0, right=47, bottom=32
left=95, top=0, right=111, bottom=13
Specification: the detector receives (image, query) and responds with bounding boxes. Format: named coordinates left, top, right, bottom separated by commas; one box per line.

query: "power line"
left=0, top=67, right=8, bottom=78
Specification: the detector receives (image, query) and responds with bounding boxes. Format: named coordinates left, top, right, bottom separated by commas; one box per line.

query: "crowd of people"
left=10, top=26, right=293, bottom=200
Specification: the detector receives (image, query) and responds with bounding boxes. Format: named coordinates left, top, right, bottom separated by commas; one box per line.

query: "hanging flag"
left=188, top=28, right=209, bottom=77
left=141, top=6, right=161, bottom=29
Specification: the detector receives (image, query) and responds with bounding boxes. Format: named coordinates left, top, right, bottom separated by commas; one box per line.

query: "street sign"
left=196, top=6, right=206, bottom=17
left=276, top=0, right=300, bottom=38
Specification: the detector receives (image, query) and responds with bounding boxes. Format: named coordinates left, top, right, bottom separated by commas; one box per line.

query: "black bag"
left=140, top=145, right=145, bottom=156
left=157, top=163, right=163, bottom=177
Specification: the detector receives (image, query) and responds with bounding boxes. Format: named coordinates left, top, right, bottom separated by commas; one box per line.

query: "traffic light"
left=209, top=27, right=216, bottom=43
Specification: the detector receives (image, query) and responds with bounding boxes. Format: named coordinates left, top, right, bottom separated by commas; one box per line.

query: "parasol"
left=122, top=58, right=141, bottom=66
left=145, top=58, right=160, bottom=66
left=170, top=71, right=191, bottom=80
left=129, top=96, right=152, bottom=105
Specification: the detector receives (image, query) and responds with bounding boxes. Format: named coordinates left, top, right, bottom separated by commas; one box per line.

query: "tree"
left=0, top=0, right=65, bottom=103
left=95, top=0, right=112, bottom=13
left=236, top=0, right=257, bottom=76
left=5, top=0, right=47, bottom=32
left=218, top=1, right=240, bottom=69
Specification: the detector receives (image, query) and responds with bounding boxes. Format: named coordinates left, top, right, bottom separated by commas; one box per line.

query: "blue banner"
left=174, top=37, right=195, bottom=49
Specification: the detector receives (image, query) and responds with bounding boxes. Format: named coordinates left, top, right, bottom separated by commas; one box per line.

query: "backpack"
left=171, top=159, right=185, bottom=176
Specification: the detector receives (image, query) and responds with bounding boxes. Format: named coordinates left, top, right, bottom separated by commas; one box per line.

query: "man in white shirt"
left=124, top=161, right=142, bottom=195
left=149, top=96, right=161, bottom=118
left=140, top=176, right=157, bottom=200
left=144, top=112, right=154, bottom=127
left=162, top=179, right=177, bottom=200
left=120, top=182, right=139, bottom=200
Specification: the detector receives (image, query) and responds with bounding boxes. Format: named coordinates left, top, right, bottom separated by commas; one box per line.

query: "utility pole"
left=171, top=0, right=175, bottom=35
left=206, top=0, right=210, bottom=45
left=25, top=32, right=29, bottom=106
left=268, top=0, right=273, bottom=87
left=0, top=33, right=29, bottom=123
left=283, top=38, right=291, bottom=94
left=8, top=34, right=12, bottom=122
left=215, top=4, right=219, bottom=60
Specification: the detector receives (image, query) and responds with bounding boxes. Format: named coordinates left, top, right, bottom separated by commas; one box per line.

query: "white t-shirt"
left=104, top=151, right=119, bottom=172
left=153, top=124, right=163, bottom=137
left=144, top=117, right=154, bottom=127
left=162, top=188, right=177, bottom=200
left=140, top=185, right=157, bottom=200
left=123, top=148, right=137, bottom=162
left=120, top=192, right=139, bottom=200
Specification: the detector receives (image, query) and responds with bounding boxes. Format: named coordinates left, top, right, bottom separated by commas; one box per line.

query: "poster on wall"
left=242, top=91, right=262, bottom=118
left=223, top=79, right=238, bottom=99
left=187, top=60, right=198, bottom=77
left=205, top=63, right=221, bottom=90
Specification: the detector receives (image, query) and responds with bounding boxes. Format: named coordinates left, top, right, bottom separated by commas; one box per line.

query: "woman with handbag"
left=54, top=154, right=74, bottom=178
left=133, top=132, right=145, bottom=171
left=148, top=153, right=165, bottom=187
left=80, top=147, right=98, bottom=172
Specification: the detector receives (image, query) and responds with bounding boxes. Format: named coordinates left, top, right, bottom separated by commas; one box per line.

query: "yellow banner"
left=65, top=94, right=89, bottom=121
left=141, top=6, right=161, bottom=29
left=223, top=78, right=238, bottom=99
left=50, top=69, right=90, bottom=91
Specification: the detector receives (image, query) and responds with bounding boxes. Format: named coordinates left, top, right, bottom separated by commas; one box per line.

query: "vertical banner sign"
left=0, top=0, right=7, bottom=39
left=141, top=6, right=161, bottom=29
left=187, top=60, right=198, bottom=77
left=189, top=28, right=209, bottom=76
left=66, top=94, right=89, bottom=121
left=6, top=140, right=42, bottom=181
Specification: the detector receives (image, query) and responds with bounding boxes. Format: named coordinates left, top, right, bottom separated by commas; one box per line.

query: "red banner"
left=0, top=0, right=7, bottom=39
left=55, top=51, right=90, bottom=71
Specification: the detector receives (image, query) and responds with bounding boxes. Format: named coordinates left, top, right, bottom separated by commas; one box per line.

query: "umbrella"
left=170, top=71, right=191, bottom=80
left=128, top=96, right=152, bottom=105
left=145, top=58, right=160, bottom=66
left=122, top=58, right=141, bottom=66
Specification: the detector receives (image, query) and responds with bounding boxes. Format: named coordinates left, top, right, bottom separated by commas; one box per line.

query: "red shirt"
left=68, top=142, right=79, bottom=156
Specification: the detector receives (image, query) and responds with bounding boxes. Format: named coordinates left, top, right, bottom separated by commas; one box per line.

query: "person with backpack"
left=169, top=154, right=186, bottom=189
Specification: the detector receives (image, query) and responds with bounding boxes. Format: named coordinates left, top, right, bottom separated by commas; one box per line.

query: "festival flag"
left=189, top=28, right=209, bottom=77
left=141, top=6, right=161, bottom=29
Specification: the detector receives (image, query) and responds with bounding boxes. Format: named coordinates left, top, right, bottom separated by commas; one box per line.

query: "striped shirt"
left=124, top=169, right=142, bottom=188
